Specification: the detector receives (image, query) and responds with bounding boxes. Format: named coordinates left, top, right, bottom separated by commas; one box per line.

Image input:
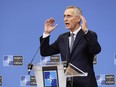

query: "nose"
left=64, top=16, right=68, bottom=22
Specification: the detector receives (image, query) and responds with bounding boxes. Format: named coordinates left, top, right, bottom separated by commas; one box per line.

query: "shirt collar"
left=70, top=26, right=82, bottom=36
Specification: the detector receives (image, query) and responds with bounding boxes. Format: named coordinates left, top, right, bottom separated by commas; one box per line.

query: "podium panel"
left=65, top=63, right=88, bottom=77
left=33, top=64, right=66, bottom=87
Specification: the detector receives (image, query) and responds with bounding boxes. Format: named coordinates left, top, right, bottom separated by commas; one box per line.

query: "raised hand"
left=79, top=15, right=88, bottom=33
left=44, top=18, right=58, bottom=34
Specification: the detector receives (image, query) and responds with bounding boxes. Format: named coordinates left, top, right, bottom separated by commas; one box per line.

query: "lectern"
left=33, top=63, right=66, bottom=87
left=33, top=62, right=88, bottom=87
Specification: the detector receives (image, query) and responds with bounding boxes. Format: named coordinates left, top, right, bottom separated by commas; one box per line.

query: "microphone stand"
left=27, top=38, right=45, bottom=75
left=27, top=47, right=40, bottom=75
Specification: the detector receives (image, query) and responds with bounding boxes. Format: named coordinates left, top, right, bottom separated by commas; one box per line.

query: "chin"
left=66, top=28, right=69, bottom=30
left=65, top=27, right=70, bottom=30
left=66, top=28, right=70, bottom=30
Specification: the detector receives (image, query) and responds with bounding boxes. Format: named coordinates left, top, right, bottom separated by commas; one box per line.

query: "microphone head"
left=27, top=63, right=33, bottom=75
left=62, top=61, right=68, bottom=68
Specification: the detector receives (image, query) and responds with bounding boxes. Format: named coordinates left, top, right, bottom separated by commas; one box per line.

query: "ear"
left=76, top=16, right=81, bottom=22
left=77, top=16, right=81, bottom=22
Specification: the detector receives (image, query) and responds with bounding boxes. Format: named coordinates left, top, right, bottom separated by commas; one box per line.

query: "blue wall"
left=0, top=0, right=116, bottom=87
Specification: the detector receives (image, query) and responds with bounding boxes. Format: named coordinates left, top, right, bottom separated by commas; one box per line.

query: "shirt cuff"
left=43, top=33, right=50, bottom=38
left=85, top=29, right=89, bottom=34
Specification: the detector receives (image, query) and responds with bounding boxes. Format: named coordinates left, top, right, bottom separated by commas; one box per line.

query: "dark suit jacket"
left=40, top=29, right=101, bottom=87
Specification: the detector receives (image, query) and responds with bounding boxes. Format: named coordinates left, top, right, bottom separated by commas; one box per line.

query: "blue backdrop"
left=0, top=0, right=116, bottom=87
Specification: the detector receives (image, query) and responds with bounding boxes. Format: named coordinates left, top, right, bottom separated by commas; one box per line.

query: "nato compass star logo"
left=96, top=75, right=105, bottom=86
left=20, top=75, right=30, bottom=86
left=3, top=55, right=13, bottom=66
left=44, top=71, right=58, bottom=86
left=41, top=56, right=50, bottom=64
left=3, top=55, right=23, bottom=66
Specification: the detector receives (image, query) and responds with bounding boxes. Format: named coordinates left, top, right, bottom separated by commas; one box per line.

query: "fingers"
left=79, top=15, right=86, bottom=23
left=45, top=18, right=55, bottom=26
left=53, top=24, right=58, bottom=29
left=79, top=15, right=88, bottom=33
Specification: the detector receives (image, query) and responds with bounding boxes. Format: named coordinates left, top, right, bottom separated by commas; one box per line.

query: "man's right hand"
left=44, top=18, right=58, bottom=34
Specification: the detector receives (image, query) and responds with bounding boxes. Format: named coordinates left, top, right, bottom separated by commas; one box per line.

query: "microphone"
left=27, top=37, right=45, bottom=75
left=27, top=47, right=40, bottom=75
left=27, top=63, right=33, bottom=75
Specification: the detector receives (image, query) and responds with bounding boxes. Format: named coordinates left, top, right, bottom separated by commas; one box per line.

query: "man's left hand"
left=79, top=15, right=88, bottom=33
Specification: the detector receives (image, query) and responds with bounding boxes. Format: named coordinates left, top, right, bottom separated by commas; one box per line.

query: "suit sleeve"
left=40, top=35, right=60, bottom=56
left=84, top=30, right=101, bottom=54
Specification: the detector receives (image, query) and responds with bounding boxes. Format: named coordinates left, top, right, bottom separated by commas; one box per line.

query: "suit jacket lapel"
left=63, top=32, right=70, bottom=62
left=71, top=29, right=85, bottom=54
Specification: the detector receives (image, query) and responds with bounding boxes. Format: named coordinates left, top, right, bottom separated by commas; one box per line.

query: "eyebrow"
left=64, top=14, right=72, bottom=17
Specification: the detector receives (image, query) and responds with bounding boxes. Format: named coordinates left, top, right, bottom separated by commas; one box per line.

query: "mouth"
left=65, top=23, right=70, bottom=26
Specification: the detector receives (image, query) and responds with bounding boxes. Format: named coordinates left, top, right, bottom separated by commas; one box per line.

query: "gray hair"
left=66, top=6, right=82, bottom=15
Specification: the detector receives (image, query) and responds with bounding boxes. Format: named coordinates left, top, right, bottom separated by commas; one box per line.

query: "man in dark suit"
left=40, top=6, right=101, bottom=87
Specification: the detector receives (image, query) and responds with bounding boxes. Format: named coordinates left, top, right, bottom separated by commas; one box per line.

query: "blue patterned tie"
left=70, top=33, right=74, bottom=52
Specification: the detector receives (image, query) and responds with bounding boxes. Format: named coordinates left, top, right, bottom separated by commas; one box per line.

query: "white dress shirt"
left=69, top=26, right=82, bottom=48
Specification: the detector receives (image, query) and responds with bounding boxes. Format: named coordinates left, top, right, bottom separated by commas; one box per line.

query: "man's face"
left=64, top=9, right=80, bottom=31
